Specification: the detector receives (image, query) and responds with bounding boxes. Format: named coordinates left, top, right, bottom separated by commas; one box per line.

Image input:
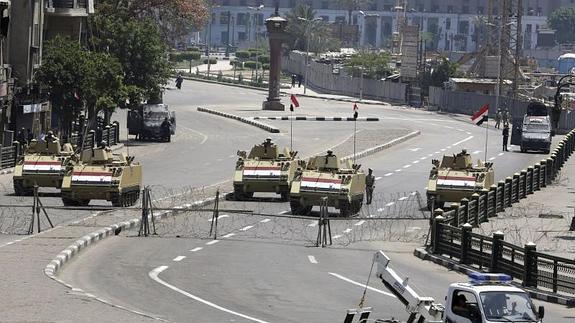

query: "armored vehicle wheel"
left=13, top=180, right=33, bottom=196
left=290, top=200, right=309, bottom=215
left=280, top=191, right=290, bottom=202
left=233, top=185, right=253, bottom=200
left=78, top=199, right=91, bottom=206
left=351, top=200, right=363, bottom=214
left=339, top=201, right=352, bottom=217
left=62, top=197, right=80, bottom=207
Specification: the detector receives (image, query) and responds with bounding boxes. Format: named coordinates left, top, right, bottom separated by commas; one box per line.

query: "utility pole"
left=225, top=11, right=231, bottom=58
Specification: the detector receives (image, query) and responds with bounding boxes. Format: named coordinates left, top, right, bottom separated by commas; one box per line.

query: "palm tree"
left=285, top=4, right=333, bottom=52
left=336, top=0, right=373, bottom=25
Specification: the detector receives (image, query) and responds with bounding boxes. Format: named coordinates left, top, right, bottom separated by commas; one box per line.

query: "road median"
left=197, top=107, right=280, bottom=133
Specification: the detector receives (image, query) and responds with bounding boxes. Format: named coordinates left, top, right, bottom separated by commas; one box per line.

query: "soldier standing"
left=503, top=109, right=511, bottom=127
left=365, top=168, right=375, bottom=205
left=502, top=124, right=509, bottom=152
left=495, top=110, right=502, bottom=129
left=160, top=117, right=172, bottom=142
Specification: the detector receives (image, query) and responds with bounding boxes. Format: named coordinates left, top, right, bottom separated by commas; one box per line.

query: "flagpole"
left=353, top=118, right=357, bottom=164
left=290, top=109, right=293, bottom=151
left=484, top=105, right=489, bottom=163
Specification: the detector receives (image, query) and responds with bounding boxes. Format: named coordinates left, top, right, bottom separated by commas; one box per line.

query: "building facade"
left=202, top=0, right=556, bottom=53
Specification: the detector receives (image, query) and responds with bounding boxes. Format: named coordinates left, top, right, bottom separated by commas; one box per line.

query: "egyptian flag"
left=290, top=94, right=299, bottom=112
left=353, top=103, right=359, bottom=119
left=471, top=104, right=489, bottom=126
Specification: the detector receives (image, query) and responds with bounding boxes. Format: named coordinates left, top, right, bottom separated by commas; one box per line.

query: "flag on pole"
left=471, top=104, right=489, bottom=126
left=290, top=94, right=300, bottom=107
left=353, top=103, right=359, bottom=119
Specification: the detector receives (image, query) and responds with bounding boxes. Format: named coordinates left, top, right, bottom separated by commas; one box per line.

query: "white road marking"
left=466, top=132, right=472, bottom=135
left=447, top=146, right=452, bottom=149
left=308, top=255, right=318, bottom=264
left=206, top=240, right=219, bottom=245
left=149, top=266, right=270, bottom=323
left=457, top=129, right=465, bottom=132
left=498, top=152, right=504, bottom=156
left=384, top=173, right=393, bottom=177
left=407, top=226, right=422, bottom=232
left=222, top=233, right=236, bottom=238
left=190, top=247, right=203, bottom=252
left=229, top=155, right=236, bottom=158
left=333, top=235, right=342, bottom=239
left=408, top=148, right=422, bottom=152
left=354, top=220, right=366, bottom=226
left=240, top=225, right=254, bottom=231
left=173, top=256, right=186, bottom=262
left=179, top=126, right=208, bottom=145
left=375, top=176, right=382, bottom=181
left=308, top=221, right=318, bottom=227
left=452, top=136, right=474, bottom=146
left=434, top=151, right=440, bottom=154
left=343, top=228, right=352, bottom=234
left=412, top=160, right=419, bottom=164
left=420, top=157, right=427, bottom=160
left=411, top=192, right=417, bottom=196
left=377, top=208, right=384, bottom=212
left=260, top=218, right=271, bottom=223
left=489, top=157, right=496, bottom=161
left=385, top=202, right=395, bottom=207
left=395, top=169, right=402, bottom=172
left=328, top=273, right=396, bottom=298
left=444, top=126, right=454, bottom=129
left=440, top=148, right=446, bottom=152
left=472, top=150, right=481, bottom=155
left=278, top=210, right=289, bottom=215
left=403, top=164, right=411, bottom=168
left=208, top=214, right=229, bottom=222
left=398, top=196, right=408, bottom=201
left=428, top=153, right=434, bottom=157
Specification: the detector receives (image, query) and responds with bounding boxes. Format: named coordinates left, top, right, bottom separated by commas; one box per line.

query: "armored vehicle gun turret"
left=426, top=149, right=494, bottom=210
left=233, top=138, right=302, bottom=200
left=13, top=138, right=75, bottom=196
left=289, top=150, right=366, bottom=217
left=60, top=145, right=142, bottom=206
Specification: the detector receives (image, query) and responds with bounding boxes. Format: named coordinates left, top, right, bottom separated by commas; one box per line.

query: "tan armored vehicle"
left=289, top=150, right=366, bottom=216
left=13, top=138, right=75, bottom=196
left=426, top=149, right=494, bottom=210
left=60, top=146, right=142, bottom=206
left=233, top=138, right=301, bottom=201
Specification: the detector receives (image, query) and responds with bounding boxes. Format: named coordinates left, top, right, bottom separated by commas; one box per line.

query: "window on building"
left=256, top=13, right=264, bottom=26
left=320, top=16, right=329, bottom=22
left=289, top=0, right=296, bottom=7
left=212, top=13, right=216, bottom=24
left=477, top=6, right=484, bottom=14
left=526, top=24, right=532, bottom=33
left=447, top=6, right=453, bottom=13
left=458, top=21, right=469, bottom=35
left=431, top=5, right=439, bottom=13
left=462, top=6, right=469, bottom=14
left=239, top=0, right=246, bottom=6
left=238, top=32, right=247, bottom=41
left=445, top=18, right=451, bottom=30
left=335, top=16, right=346, bottom=24
left=220, top=12, right=229, bottom=25
left=321, top=0, right=329, bottom=9
left=221, top=31, right=229, bottom=44
left=353, top=15, right=358, bottom=25
left=237, top=13, right=248, bottom=26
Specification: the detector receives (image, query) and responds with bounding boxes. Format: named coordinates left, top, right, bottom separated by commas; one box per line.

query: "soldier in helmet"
left=45, top=130, right=55, bottom=143
left=160, top=117, right=172, bottom=142
left=365, top=168, right=375, bottom=205
left=99, top=140, right=108, bottom=149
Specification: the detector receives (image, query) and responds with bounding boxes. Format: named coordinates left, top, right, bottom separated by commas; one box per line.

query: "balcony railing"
left=46, top=0, right=92, bottom=16
left=50, top=0, right=87, bottom=9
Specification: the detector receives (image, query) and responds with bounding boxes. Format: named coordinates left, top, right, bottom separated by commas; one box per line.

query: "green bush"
left=186, top=47, right=200, bottom=52
left=257, top=55, right=270, bottom=64
left=235, top=51, right=250, bottom=59
left=244, top=61, right=262, bottom=69
left=170, top=52, right=201, bottom=62
left=217, top=71, right=223, bottom=81
left=203, top=58, right=218, bottom=64
left=262, top=63, right=270, bottom=70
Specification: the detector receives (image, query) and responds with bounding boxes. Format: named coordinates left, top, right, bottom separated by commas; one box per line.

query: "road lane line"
left=498, top=152, right=504, bottom=156
left=260, top=219, right=271, bottom=223
left=343, top=228, right=352, bottom=233
left=149, top=266, right=270, bottom=323
left=308, top=221, right=318, bottom=227
left=440, top=148, right=446, bottom=152
left=278, top=210, right=289, bottom=215
left=222, top=233, right=236, bottom=238
left=206, top=240, right=219, bottom=245
left=403, top=164, right=411, bottom=168
left=385, top=202, right=395, bottom=207
left=452, top=135, right=474, bottom=147
left=472, top=150, right=481, bottom=155
left=420, top=157, right=427, bottom=160
left=178, top=126, right=208, bottom=145
left=375, top=177, right=382, bottom=181
left=308, top=255, right=318, bottom=264
left=208, top=214, right=229, bottom=222
left=173, top=256, right=186, bottom=262
left=328, top=273, right=396, bottom=298
left=489, top=157, right=496, bottom=161
left=333, top=235, right=342, bottom=239
left=395, top=169, right=402, bottom=172
left=240, top=225, right=254, bottom=231
left=434, top=151, right=440, bottom=154
left=398, top=197, right=408, bottom=201
left=190, top=247, right=203, bottom=252
left=447, top=146, right=452, bottom=149
left=354, top=220, right=366, bottom=226
left=377, top=208, right=384, bottom=212
left=411, top=192, right=417, bottom=196
left=384, top=173, right=393, bottom=177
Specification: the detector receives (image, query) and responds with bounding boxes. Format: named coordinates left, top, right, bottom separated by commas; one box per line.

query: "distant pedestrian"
left=365, top=168, right=375, bottom=205
left=502, top=124, right=509, bottom=152
left=297, top=74, right=303, bottom=88
left=495, top=110, right=502, bottom=129
left=503, top=109, right=511, bottom=127
left=17, top=127, right=27, bottom=145
left=175, top=73, right=183, bottom=90
left=291, top=74, right=296, bottom=88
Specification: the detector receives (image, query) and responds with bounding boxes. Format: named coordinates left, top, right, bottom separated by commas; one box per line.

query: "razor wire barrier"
left=138, top=186, right=157, bottom=237
left=27, top=185, right=54, bottom=234
left=316, top=197, right=332, bottom=247
left=429, top=128, right=575, bottom=295
left=209, top=190, right=220, bottom=239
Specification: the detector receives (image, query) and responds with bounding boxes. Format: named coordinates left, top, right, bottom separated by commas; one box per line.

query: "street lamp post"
left=298, top=17, right=321, bottom=94
left=249, top=5, right=264, bottom=85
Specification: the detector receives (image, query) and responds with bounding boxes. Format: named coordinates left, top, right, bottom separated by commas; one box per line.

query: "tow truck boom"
left=374, top=251, right=445, bottom=323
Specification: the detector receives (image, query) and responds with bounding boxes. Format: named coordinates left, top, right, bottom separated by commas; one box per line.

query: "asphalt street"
left=1, top=79, right=564, bottom=322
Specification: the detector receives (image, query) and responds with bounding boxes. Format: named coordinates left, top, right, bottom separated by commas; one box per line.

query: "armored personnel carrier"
left=60, top=146, right=142, bottom=206
left=127, top=103, right=176, bottom=141
left=426, top=149, right=494, bottom=210
left=233, top=138, right=302, bottom=201
left=289, top=150, right=366, bottom=217
left=13, top=138, right=75, bottom=196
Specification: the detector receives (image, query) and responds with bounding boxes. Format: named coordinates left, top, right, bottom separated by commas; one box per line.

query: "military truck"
left=60, top=146, right=142, bottom=206
left=511, top=101, right=552, bottom=154
left=127, top=103, right=176, bottom=141
left=13, top=139, right=75, bottom=196
left=426, top=149, right=494, bottom=210
left=233, top=138, right=302, bottom=201
left=290, top=150, right=366, bottom=217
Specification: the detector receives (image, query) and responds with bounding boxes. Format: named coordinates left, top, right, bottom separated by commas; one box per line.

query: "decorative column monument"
left=262, top=7, right=288, bottom=111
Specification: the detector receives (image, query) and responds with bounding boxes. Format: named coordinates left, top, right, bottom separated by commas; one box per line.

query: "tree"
left=345, top=51, right=393, bottom=79
left=421, top=58, right=459, bottom=96
left=90, top=9, right=172, bottom=105
left=336, top=0, right=373, bottom=25
left=548, top=7, right=575, bottom=44
left=99, top=0, right=209, bottom=45
left=285, top=4, right=338, bottom=53
left=36, top=36, right=129, bottom=133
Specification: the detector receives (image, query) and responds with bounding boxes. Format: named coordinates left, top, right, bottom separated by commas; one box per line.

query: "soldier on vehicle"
left=502, top=124, right=510, bottom=152
left=17, top=128, right=27, bottom=146
left=161, top=117, right=172, bottom=142
left=45, top=130, right=56, bottom=143
left=366, top=168, right=375, bottom=205
left=495, top=110, right=502, bottom=129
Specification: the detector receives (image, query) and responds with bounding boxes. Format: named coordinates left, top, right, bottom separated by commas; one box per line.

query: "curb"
left=43, top=197, right=219, bottom=321
left=341, top=130, right=421, bottom=162
left=252, top=116, right=380, bottom=121
left=197, top=107, right=280, bottom=133
left=413, top=248, right=575, bottom=307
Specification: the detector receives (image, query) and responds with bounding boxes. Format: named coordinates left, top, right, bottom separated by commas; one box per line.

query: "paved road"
left=55, top=81, right=574, bottom=322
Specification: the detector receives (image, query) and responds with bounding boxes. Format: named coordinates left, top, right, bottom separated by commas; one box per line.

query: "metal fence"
left=0, top=144, right=18, bottom=169
left=430, top=128, right=575, bottom=295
